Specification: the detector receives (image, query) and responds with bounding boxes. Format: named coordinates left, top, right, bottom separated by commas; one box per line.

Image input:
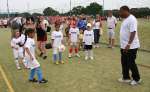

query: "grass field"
left=0, top=19, right=150, bottom=92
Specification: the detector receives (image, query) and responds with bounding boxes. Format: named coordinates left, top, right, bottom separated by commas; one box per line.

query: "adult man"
left=118, top=6, right=141, bottom=86
left=107, top=10, right=117, bottom=48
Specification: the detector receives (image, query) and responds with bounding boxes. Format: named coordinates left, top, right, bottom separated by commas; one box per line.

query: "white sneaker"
left=76, top=54, right=80, bottom=57
left=96, top=45, right=100, bottom=48
left=85, top=56, right=88, bottom=60
left=118, top=78, right=131, bottom=83
left=90, top=57, right=94, bottom=60
left=130, top=79, right=142, bottom=86
left=17, top=66, right=21, bottom=70
left=68, top=54, right=72, bottom=58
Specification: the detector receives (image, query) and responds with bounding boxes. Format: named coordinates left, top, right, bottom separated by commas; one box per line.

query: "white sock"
left=15, top=59, right=20, bottom=68
left=89, top=50, right=93, bottom=58
left=85, top=50, right=89, bottom=57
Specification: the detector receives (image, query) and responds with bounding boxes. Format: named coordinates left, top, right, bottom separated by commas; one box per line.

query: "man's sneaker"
left=118, top=78, right=131, bottom=83
left=29, top=78, right=38, bottom=83
left=111, top=47, right=115, bottom=49
left=39, top=79, right=48, bottom=83
left=76, top=54, right=80, bottom=57
left=85, top=56, right=88, bottom=60
left=90, top=57, right=94, bottom=60
left=130, top=79, right=142, bottom=86
left=68, top=54, right=72, bottom=58
left=108, top=45, right=112, bottom=48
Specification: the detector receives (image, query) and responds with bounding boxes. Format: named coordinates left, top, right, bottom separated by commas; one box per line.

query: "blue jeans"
left=94, top=29, right=100, bottom=44
left=29, top=67, right=43, bottom=81
left=53, top=52, right=62, bottom=62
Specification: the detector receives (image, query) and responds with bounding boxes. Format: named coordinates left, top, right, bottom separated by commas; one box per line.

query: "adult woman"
left=93, top=15, right=103, bottom=48
left=36, top=16, right=47, bottom=59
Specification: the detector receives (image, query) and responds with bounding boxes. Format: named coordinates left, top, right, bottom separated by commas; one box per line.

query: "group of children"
left=10, top=15, right=100, bottom=84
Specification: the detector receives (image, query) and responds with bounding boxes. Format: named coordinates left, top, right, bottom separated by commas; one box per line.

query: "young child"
left=24, top=28, right=48, bottom=83
left=83, top=23, right=94, bottom=60
left=11, top=30, right=24, bottom=70
left=68, top=24, right=80, bottom=58
left=51, top=21, right=64, bottom=65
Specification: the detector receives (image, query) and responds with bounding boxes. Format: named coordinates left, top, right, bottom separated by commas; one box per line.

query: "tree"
left=71, top=6, right=85, bottom=15
left=84, top=2, right=102, bottom=15
left=43, top=7, right=59, bottom=16
left=32, top=13, right=43, bottom=17
left=20, top=12, right=31, bottom=17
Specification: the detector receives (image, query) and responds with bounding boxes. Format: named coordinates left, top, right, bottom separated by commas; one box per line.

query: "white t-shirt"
left=20, top=34, right=25, bottom=45
left=51, top=31, right=63, bottom=48
left=83, top=30, right=94, bottom=45
left=120, top=14, right=140, bottom=49
left=93, top=20, right=100, bottom=29
left=24, top=38, right=40, bottom=69
left=11, top=37, right=23, bottom=54
left=107, top=16, right=117, bottom=29
left=69, top=27, right=79, bottom=42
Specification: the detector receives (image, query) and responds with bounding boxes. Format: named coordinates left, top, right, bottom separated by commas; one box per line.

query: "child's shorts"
left=84, top=45, right=93, bottom=50
left=13, top=50, right=24, bottom=59
left=108, top=29, right=115, bottom=39
left=70, top=42, right=78, bottom=47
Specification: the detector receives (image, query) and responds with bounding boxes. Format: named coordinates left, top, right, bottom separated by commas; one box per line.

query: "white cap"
left=87, top=23, right=92, bottom=27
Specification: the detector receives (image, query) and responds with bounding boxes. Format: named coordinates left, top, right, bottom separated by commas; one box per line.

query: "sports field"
left=0, top=19, right=150, bottom=92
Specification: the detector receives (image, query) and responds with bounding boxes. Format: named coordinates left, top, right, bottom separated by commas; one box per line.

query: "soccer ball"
left=58, top=44, right=66, bottom=52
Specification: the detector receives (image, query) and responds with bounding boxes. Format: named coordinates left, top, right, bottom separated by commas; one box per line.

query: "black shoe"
left=39, top=79, right=48, bottom=83
left=39, top=53, right=43, bottom=57
left=29, top=78, right=38, bottom=83
left=43, top=56, right=47, bottom=60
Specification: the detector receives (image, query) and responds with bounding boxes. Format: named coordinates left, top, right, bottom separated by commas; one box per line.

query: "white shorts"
left=70, top=42, right=78, bottom=47
left=108, top=29, right=115, bottom=39
left=13, top=49, right=24, bottom=59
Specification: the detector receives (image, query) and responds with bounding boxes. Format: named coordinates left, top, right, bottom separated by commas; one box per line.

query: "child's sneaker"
left=55, top=61, right=59, bottom=65
left=39, top=52, right=43, bottom=57
left=17, top=66, right=21, bottom=70
left=118, top=78, right=131, bottom=83
left=68, top=54, right=72, bottom=58
left=76, top=54, right=80, bottom=57
left=60, top=61, right=65, bottom=64
left=130, top=79, right=142, bottom=86
left=29, top=78, right=38, bottom=83
left=43, top=56, right=47, bottom=60
left=39, top=79, right=48, bottom=84
left=85, top=56, right=88, bottom=60
left=90, top=57, right=94, bottom=60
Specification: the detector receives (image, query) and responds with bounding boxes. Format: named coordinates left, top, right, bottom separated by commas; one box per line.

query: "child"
left=83, top=23, right=94, bottom=60
left=51, top=21, right=64, bottom=65
left=24, top=28, right=47, bottom=83
left=68, top=24, right=80, bottom=58
left=11, top=30, right=24, bottom=70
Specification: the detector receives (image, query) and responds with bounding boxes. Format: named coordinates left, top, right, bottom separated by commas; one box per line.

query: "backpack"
left=11, top=19, right=21, bottom=29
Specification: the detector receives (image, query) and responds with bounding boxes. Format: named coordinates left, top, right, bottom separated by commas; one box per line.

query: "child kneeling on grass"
left=24, top=28, right=47, bottom=83
left=51, top=21, right=65, bottom=65
left=83, top=23, right=94, bottom=60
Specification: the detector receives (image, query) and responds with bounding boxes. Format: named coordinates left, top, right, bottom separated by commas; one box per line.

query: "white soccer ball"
left=58, top=44, right=66, bottom=52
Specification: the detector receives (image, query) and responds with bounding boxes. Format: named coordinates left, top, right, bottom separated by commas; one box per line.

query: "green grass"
left=0, top=19, right=150, bottom=92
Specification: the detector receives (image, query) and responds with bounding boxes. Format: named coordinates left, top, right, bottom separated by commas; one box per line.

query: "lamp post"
left=7, top=0, right=10, bottom=18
